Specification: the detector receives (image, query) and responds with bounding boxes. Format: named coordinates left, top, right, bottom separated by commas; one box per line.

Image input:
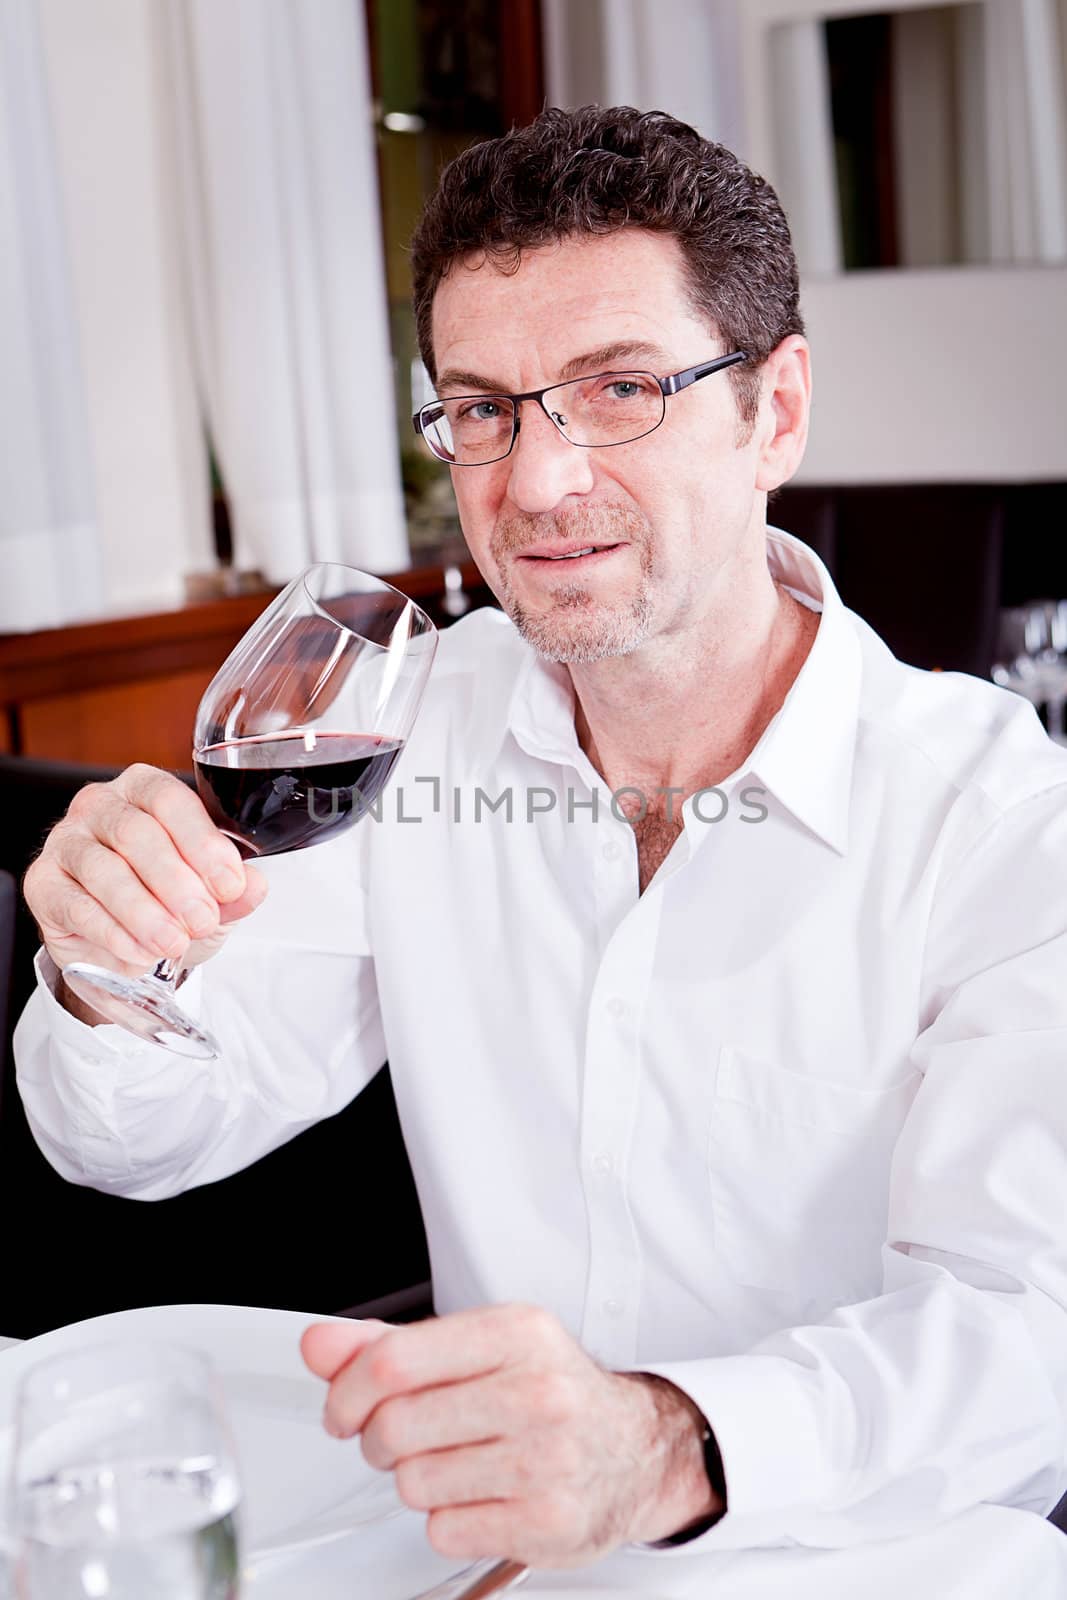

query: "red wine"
left=194, top=731, right=404, bottom=856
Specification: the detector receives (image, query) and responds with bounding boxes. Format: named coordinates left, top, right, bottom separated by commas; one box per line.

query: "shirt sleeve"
left=13, top=827, right=386, bottom=1200
left=634, top=784, right=1067, bottom=1552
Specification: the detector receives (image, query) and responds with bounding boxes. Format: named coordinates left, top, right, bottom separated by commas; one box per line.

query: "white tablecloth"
left=3, top=1333, right=1066, bottom=1598
left=242, top=1501, right=1067, bottom=1600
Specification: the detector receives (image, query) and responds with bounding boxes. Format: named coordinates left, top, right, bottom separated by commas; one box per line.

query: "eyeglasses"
left=412, top=351, right=748, bottom=466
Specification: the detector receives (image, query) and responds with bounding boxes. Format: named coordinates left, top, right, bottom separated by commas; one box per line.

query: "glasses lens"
left=420, top=397, right=516, bottom=464
left=550, top=372, right=664, bottom=447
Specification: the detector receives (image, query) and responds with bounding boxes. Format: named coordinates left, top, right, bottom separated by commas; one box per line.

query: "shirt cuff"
left=33, top=947, right=205, bottom=1058
left=631, top=1353, right=829, bottom=1552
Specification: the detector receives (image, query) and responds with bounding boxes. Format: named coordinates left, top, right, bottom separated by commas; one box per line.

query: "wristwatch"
left=650, top=1420, right=728, bottom=1546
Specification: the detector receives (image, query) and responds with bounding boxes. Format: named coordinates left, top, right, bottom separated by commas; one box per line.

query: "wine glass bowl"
left=60, top=564, right=438, bottom=1057
left=192, top=565, right=436, bottom=858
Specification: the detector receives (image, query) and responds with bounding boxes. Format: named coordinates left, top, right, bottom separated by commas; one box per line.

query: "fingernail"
left=323, top=1410, right=345, bottom=1439
left=182, top=901, right=217, bottom=939
left=210, top=865, right=244, bottom=900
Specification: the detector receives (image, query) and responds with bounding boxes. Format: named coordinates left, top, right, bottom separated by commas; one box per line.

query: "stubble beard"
left=491, top=506, right=656, bottom=665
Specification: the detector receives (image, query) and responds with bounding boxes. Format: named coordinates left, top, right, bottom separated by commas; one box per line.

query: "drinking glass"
left=60, top=564, right=438, bottom=1058
left=8, top=1342, right=241, bottom=1600
left=992, top=600, right=1067, bottom=743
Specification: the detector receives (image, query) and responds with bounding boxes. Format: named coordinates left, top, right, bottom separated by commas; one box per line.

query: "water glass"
left=8, top=1342, right=241, bottom=1599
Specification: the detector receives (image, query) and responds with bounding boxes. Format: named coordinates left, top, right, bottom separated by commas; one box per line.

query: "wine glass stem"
left=152, top=957, right=183, bottom=986
left=1048, top=697, right=1066, bottom=740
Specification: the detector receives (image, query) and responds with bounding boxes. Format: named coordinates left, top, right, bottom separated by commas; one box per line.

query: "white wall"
left=548, top=0, right=1067, bottom=485
left=798, top=265, right=1067, bottom=482
left=37, top=0, right=212, bottom=616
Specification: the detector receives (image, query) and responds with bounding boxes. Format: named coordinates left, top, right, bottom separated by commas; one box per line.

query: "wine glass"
left=8, top=1342, right=241, bottom=1600
left=61, top=564, right=438, bottom=1058
left=992, top=600, right=1067, bottom=744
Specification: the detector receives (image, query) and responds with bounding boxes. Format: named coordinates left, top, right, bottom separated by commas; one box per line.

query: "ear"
left=753, top=335, right=811, bottom=494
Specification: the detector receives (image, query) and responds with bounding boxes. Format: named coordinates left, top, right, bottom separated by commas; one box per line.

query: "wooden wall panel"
left=20, top=669, right=214, bottom=771
left=0, top=562, right=493, bottom=767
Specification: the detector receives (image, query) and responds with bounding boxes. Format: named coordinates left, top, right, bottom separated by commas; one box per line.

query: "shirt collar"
left=743, top=527, right=860, bottom=856
left=499, top=526, right=861, bottom=855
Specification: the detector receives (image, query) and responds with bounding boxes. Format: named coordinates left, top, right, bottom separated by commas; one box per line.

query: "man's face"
left=429, top=229, right=769, bottom=665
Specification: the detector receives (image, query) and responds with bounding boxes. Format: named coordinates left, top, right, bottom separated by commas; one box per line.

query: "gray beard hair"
left=491, top=505, right=656, bottom=664
left=505, top=583, right=655, bottom=663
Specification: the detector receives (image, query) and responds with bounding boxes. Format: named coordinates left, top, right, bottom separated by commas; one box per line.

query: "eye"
left=607, top=380, right=641, bottom=399
left=458, top=399, right=503, bottom=421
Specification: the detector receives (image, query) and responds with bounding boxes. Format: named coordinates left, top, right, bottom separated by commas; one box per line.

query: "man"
left=14, top=108, right=1067, bottom=1568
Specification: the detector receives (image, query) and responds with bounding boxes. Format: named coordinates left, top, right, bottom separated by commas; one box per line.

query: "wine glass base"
left=61, top=965, right=221, bottom=1060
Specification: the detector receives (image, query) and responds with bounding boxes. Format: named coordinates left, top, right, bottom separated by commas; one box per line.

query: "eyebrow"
left=435, top=340, right=673, bottom=397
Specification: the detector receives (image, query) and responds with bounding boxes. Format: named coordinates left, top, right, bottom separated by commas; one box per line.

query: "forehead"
left=430, top=229, right=710, bottom=384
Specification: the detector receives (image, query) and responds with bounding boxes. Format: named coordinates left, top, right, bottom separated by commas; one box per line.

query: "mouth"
left=518, top=542, right=625, bottom=569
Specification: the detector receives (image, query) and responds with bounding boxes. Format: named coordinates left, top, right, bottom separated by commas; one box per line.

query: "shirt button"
left=602, top=840, right=622, bottom=862
left=603, top=1298, right=624, bottom=1318
left=591, top=1151, right=613, bottom=1177
left=606, top=996, right=626, bottom=1019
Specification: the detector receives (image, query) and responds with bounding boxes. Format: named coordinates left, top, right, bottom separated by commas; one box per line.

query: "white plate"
left=0, top=1302, right=403, bottom=1560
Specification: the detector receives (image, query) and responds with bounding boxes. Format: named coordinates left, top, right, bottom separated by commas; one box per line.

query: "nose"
left=504, top=400, right=595, bottom=515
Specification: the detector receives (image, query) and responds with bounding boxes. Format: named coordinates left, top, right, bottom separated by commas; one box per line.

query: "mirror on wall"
left=768, top=1, right=1067, bottom=274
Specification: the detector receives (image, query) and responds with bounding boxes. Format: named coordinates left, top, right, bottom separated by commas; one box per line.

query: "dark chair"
left=0, top=754, right=430, bottom=1337
left=774, top=483, right=1009, bottom=681
left=831, top=485, right=1005, bottom=678
left=0, top=870, right=15, bottom=1121
left=773, top=485, right=837, bottom=572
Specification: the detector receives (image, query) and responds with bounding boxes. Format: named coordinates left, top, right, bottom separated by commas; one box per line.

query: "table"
left=243, top=1502, right=1067, bottom=1600
left=4, top=1333, right=1066, bottom=1598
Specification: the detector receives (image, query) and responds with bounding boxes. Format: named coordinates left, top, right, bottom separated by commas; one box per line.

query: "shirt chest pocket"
left=708, top=1046, right=921, bottom=1313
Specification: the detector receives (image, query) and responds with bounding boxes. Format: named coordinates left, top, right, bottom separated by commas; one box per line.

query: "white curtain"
left=166, top=0, right=410, bottom=584
left=0, top=0, right=101, bottom=631
left=542, top=0, right=744, bottom=151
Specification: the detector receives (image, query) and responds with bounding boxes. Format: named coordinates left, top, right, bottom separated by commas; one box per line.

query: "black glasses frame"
left=412, top=350, right=749, bottom=466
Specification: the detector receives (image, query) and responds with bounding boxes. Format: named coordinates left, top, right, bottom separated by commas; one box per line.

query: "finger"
left=300, top=1320, right=391, bottom=1383
left=216, top=864, right=269, bottom=926
left=50, top=833, right=193, bottom=958
left=396, top=1439, right=516, bottom=1511
left=322, top=1304, right=554, bottom=1439
left=427, top=1500, right=583, bottom=1569
left=362, top=1369, right=549, bottom=1469
left=112, top=765, right=248, bottom=902
left=181, top=869, right=270, bottom=967
left=48, top=938, right=160, bottom=982
left=81, top=792, right=224, bottom=942
left=36, top=870, right=168, bottom=971
left=426, top=1503, right=521, bottom=1564
left=319, top=1305, right=531, bottom=1446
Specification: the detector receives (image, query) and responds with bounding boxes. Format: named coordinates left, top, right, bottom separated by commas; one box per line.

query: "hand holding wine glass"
left=23, top=565, right=437, bottom=1058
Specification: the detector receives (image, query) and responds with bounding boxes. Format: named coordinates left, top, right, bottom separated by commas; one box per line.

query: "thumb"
left=300, top=1318, right=391, bottom=1382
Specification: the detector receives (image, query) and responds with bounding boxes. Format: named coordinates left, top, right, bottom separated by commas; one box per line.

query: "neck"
left=570, top=556, right=819, bottom=803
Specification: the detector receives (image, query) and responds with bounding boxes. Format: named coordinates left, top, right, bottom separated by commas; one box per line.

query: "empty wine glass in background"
left=61, top=564, right=438, bottom=1059
left=992, top=600, right=1067, bottom=745
left=9, top=1343, right=241, bottom=1600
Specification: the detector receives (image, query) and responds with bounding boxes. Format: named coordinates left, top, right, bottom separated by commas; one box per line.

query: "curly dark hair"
left=410, top=104, right=804, bottom=430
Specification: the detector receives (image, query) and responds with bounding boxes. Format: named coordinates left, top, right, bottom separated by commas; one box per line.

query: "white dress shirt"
left=14, top=528, right=1067, bottom=1551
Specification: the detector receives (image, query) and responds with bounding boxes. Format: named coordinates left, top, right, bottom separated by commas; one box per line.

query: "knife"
left=412, top=1556, right=529, bottom=1600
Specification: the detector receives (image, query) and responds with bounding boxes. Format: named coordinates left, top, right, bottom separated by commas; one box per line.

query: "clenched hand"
left=23, top=762, right=268, bottom=981
left=301, top=1303, right=719, bottom=1568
